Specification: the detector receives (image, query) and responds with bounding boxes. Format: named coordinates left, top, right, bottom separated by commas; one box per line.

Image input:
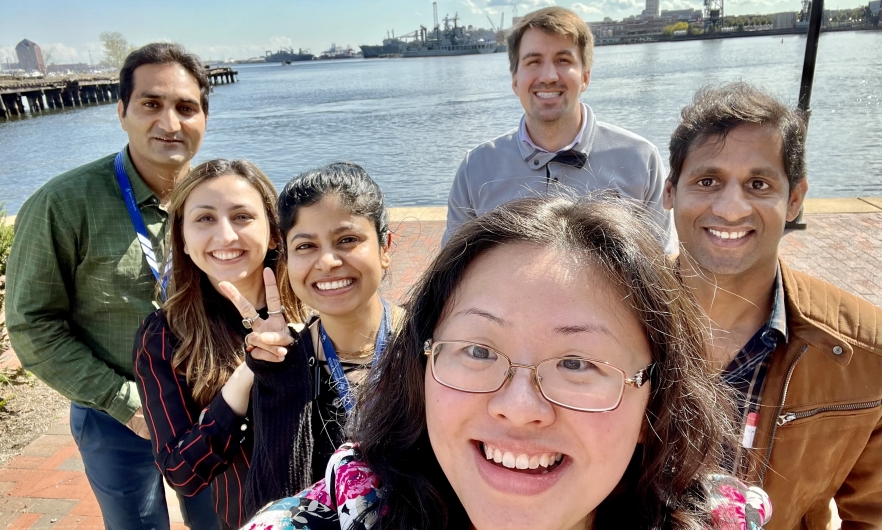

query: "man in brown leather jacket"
left=663, top=82, right=882, bottom=530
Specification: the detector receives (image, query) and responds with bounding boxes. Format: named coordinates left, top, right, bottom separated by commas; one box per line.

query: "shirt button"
left=533, top=160, right=539, bottom=166
left=240, top=424, right=248, bottom=431
left=833, top=345, right=843, bottom=355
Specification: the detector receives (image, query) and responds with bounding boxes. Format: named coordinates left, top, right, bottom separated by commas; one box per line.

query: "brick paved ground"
left=779, top=213, right=882, bottom=307
left=1, top=211, right=879, bottom=529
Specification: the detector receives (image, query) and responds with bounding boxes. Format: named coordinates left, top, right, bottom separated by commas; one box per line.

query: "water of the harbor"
left=1, top=30, right=880, bottom=214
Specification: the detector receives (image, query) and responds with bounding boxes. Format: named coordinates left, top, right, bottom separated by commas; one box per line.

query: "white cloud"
left=572, top=2, right=604, bottom=15
left=267, top=37, right=294, bottom=51
left=662, top=0, right=701, bottom=9
left=459, top=0, right=555, bottom=16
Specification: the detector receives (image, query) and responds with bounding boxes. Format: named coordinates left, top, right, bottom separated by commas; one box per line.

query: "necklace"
left=334, top=344, right=376, bottom=360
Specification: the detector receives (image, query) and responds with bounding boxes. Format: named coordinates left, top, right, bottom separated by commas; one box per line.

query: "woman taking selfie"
left=244, top=196, right=771, bottom=530
left=224, top=163, right=404, bottom=516
left=134, top=159, right=288, bottom=529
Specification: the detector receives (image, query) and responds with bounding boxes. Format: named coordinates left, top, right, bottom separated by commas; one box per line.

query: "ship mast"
left=433, top=1, right=440, bottom=40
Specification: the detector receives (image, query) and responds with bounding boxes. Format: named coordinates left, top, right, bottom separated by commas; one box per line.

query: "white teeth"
left=316, top=279, right=354, bottom=291
left=482, top=443, right=562, bottom=470
left=709, top=228, right=748, bottom=240
left=211, top=250, right=243, bottom=261
left=536, top=91, right=562, bottom=99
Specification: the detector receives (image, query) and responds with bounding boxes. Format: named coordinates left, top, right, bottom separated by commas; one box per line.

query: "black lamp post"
left=786, top=0, right=824, bottom=230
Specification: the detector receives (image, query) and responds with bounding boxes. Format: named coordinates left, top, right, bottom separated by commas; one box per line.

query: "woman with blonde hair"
left=134, top=159, right=292, bottom=529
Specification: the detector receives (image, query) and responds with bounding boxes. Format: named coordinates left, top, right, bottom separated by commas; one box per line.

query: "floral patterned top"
left=242, top=444, right=772, bottom=530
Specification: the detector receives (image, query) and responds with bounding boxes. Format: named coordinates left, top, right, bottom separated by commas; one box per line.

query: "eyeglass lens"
left=431, top=341, right=626, bottom=411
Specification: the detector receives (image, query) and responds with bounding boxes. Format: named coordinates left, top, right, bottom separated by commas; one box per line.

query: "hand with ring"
left=219, top=268, right=294, bottom=363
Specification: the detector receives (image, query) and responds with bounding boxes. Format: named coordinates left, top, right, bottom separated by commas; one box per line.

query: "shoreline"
left=597, top=24, right=880, bottom=47
left=5, top=197, right=882, bottom=227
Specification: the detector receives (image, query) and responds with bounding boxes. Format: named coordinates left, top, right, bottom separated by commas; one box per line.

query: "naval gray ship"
left=402, top=12, right=496, bottom=57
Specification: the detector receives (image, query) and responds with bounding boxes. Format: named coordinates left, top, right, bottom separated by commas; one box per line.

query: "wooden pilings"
left=0, top=77, right=119, bottom=119
left=206, top=67, right=238, bottom=86
left=1, top=69, right=228, bottom=119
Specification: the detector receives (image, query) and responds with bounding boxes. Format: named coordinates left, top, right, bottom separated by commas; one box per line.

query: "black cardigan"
left=243, top=315, right=348, bottom=517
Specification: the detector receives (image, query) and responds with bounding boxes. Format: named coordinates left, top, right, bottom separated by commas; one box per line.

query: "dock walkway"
left=0, top=68, right=237, bottom=119
left=1, top=202, right=880, bottom=529
left=0, top=75, right=119, bottom=118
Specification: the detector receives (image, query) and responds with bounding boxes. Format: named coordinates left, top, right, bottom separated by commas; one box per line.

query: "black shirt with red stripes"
left=134, top=288, right=259, bottom=530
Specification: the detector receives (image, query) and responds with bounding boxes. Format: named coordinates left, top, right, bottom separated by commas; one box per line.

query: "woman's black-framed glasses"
left=424, top=339, right=652, bottom=413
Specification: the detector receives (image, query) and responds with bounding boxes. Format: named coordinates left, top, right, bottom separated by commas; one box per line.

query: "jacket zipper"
left=758, top=343, right=808, bottom=485
left=777, top=399, right=882, bottom=426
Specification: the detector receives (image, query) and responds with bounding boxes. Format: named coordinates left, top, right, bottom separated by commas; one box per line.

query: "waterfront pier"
left=0, top=75, right=119, bottom=119
left=206, top=67, right=237, bottom=86
left=0, top=67, right=237, bottom=119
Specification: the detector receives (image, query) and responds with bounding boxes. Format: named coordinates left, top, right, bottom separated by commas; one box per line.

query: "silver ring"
left=242, top=315, right=260, bottom=329
left=266, top=306, right=286, bottom=316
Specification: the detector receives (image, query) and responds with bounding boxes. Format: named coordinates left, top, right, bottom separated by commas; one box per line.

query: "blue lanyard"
left=319, top=298, right=392, bottom=414
left=113, top=150, right=170, bottom=299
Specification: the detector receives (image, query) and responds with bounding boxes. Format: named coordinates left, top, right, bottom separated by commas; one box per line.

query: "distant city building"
left=870, top=0, right=880, bottom=16
left=661, top=9, right=703, bottom=21
left=774, top=12, right=798, bottom=28
left=16, top=39, right=46, bottom=73
left=643, top=0, right=660, bottom=18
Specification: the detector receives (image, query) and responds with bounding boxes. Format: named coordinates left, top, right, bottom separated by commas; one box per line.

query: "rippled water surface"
left=2, top=30, right=880, bottom=213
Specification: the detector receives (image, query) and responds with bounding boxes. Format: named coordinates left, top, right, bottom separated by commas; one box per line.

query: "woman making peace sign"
left=134, top=159, right=289, bottom=529
left=222, top=163, right=404, bottom=517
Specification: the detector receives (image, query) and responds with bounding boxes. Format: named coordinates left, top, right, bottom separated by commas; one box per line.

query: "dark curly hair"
left=669, top=82, right=807, bottom=190
left=348, top=195, right=736, bottom=529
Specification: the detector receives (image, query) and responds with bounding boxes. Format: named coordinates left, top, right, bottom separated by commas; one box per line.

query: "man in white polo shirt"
left=444, top=6, right=673, bottom=250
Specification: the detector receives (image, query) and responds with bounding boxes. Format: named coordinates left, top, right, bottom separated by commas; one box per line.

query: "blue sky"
left=0, top=0, right=860, bottom=63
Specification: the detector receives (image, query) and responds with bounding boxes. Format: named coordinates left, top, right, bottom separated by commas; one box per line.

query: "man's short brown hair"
left=506, top=7, right=594, bottom=75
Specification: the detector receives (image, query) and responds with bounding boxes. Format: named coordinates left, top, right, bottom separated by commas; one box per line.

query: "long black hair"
left=348, top=195, right=735, bottom=530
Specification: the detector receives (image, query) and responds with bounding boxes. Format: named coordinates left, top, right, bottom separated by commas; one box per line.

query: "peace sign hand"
left=219, top=267, right=293, bottom=363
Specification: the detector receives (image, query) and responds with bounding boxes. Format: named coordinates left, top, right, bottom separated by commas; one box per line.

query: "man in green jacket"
left=664, top=82, right=882, bottom=530
left=7, top=43, right=209, bottom=529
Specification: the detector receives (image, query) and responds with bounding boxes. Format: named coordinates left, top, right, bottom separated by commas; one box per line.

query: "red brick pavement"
left=1, top=213, right=879, bottom=529
left=779, top=213, right=882, bottom=307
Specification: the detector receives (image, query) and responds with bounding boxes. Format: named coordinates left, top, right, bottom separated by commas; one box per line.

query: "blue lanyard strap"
left=113, top=150, right=170, bottom=299
left=319, top=299, right=392, bottom=414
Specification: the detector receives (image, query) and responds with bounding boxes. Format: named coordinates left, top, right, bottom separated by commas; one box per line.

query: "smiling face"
left=663, top=123, right=807, bottom=279
left=512, top=28, right=589, bottom=131
left=118, top=62, right=206, bottom=175
left=285, top=195, right=391, bottom=319
left=425, top=243, right=651, bottom=530
left=182, top=174, right=273, bottom=297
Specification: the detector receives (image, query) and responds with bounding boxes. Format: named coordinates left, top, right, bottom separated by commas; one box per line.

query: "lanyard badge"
left=319, top=299, right=392, bottom=414
left=113, top=150, right=171, bottom=300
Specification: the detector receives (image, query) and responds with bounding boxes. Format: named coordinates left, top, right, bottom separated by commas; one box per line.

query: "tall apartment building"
left=16, top=39, right=46, bottom=73
left=643, top=0, right=660, bottom=18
